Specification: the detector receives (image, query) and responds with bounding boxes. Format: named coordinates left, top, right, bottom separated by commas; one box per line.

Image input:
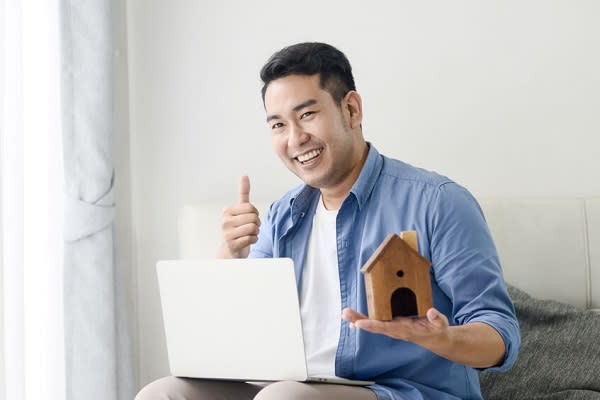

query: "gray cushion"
left=479, top=285, right=600, bottom=399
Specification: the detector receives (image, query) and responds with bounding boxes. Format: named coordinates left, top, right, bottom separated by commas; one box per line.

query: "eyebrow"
left=266, top=99, right=318, bottom=123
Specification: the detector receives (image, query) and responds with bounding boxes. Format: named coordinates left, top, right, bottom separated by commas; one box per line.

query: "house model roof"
left=361, top=233, right=429, bottom=273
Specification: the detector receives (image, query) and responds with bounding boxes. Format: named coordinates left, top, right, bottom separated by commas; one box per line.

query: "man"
left=137, top=42, right=520, bottom=400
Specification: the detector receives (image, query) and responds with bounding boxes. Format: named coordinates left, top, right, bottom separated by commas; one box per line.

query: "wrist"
left=217, top=243, right=233, bottom=259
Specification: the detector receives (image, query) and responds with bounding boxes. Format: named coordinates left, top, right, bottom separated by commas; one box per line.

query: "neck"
left=320, top=192, right=345, bottom=211
left=320, top=144, right=369, bottom=210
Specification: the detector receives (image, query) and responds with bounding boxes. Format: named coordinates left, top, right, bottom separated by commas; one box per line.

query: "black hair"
left=260, top=42, right=356, bottom=105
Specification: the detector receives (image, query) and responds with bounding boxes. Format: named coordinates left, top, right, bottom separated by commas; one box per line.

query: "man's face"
left=264, top=74, right=364, bottom=191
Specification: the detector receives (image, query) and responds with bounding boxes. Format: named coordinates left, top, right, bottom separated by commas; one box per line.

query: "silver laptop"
left=156, top=258, right=374, bottom=386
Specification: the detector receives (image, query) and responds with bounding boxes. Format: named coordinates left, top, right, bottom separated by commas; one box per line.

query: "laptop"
left=156, top=258, right=374, bottom=386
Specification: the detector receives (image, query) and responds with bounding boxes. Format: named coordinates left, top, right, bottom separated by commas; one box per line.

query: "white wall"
left=125, top=0, right=600, bottom=389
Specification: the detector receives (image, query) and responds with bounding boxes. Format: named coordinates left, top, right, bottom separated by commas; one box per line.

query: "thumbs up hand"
left=218, top=176, right=261, bottom=259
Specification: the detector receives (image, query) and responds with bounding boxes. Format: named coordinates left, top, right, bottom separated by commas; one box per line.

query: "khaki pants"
left=135, top=376, right=377, bottom=400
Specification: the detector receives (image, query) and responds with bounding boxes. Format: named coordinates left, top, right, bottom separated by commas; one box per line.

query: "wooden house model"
left=361, top=231, right=432, bottom=320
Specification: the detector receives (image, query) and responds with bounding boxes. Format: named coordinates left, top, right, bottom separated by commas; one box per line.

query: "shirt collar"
left=289, top=184, right=318, bottom=218
left=349, top=142, right=383, bottom=209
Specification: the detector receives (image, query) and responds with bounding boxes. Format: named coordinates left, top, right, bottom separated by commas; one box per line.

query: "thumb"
left=426, top=308, right=446, bottom=328
left=239, top=175, right=250, bottom=204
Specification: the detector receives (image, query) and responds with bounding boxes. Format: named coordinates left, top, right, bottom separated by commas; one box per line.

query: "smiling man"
left=137, top=42, right=520, bottom=400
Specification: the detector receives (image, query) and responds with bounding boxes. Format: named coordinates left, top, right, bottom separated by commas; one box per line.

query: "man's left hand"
left=341, top=307, right=449, bottom=345
left=342, top=306, right=507, bottom=369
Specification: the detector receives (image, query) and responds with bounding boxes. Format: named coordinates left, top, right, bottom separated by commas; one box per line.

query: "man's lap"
left=135, top=376, right=376, bottom=400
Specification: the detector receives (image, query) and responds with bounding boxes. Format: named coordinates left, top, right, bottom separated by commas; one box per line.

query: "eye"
left=271, top=122, right=284, bottom=130
left=300, top=111, right=315, bottom=119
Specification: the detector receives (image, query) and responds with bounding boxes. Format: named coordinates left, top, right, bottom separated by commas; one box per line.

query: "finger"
left=221, top=203, right=260, bottom=222
left=342, top=308, right=368, bottom=322
left=342, top=308, right=390, bottom=333
left=223, top=223, right=260, bottom=242
left=227, top=203, right=260, bottom=218
left=426, top=308, right=440, bottom=322
left=353, top=318, right=388, bottom=333
left=222, top=212, right=261, bottom=230
left=426, top=308, right=447, bottom=328
left=229, top=235, right=258, bottom=251
left=239, top=175, right=250, bottom=204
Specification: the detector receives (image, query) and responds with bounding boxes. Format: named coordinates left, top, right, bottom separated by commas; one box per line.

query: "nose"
left=288, top=121, right=309, bottom=148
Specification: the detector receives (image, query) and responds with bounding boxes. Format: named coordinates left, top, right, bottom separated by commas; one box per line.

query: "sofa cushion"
left=479, top=285, right=600, bottom=399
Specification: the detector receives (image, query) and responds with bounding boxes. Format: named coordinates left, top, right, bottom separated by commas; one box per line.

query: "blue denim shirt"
left=250, top=144, right=520, bottom=400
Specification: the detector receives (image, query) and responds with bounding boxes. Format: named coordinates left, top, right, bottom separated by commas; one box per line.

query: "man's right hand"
left=218, top=175, right=261, bottom=259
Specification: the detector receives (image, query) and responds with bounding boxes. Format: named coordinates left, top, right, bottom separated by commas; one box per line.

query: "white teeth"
left=297, top=148, right=322, bottom=163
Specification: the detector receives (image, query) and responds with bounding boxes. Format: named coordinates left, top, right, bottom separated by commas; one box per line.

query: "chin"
left=289, top=165, right=332, bottom=188
left=299, top=175, right=330, bottom=189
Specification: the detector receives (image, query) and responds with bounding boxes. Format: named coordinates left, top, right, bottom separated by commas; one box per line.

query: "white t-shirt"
left=299, top=195, right=341, bottom=377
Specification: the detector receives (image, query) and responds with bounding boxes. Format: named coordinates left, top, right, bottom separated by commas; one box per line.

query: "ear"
left=343, top=91, right=363, bottom=129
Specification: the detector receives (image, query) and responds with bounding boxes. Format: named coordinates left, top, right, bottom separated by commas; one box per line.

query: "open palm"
left=342, top=307, right=449, bottom=344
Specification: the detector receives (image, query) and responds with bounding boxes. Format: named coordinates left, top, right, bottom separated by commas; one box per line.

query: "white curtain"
left=60, top=0, right=134, bottom=399
left=0, top=0, right=134, bottom=399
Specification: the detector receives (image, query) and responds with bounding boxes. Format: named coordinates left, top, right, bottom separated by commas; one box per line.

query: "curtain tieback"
left=64, top=185, right=115, bottom=242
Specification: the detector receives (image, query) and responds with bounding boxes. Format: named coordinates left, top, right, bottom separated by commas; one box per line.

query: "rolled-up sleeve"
left=429, top=182, right=521, bottom=372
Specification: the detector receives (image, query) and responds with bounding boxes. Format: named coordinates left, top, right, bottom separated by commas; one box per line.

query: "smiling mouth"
left=295, top=148, right=323, bottom=164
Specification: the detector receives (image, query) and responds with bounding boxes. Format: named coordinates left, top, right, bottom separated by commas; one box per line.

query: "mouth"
left=294, top=147, right=323, bottom=164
